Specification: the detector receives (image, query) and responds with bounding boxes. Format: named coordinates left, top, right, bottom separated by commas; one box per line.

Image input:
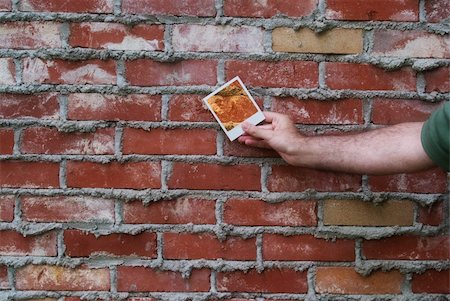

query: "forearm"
left=291, top=122, right=435, bottom=175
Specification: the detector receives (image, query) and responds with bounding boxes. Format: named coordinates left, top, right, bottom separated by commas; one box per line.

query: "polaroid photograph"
left=203, top=76, right=265, bottom=141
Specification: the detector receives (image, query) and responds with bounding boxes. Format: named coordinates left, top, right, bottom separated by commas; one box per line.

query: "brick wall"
left=0, top=0, right=449, bottom=300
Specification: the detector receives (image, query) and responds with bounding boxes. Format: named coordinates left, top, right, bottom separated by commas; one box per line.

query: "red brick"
left=0, top=58, right=15, bottom=84
left=16, top=265, right=110, bottom=291
left=0, top=161, right=59, bottom=188
left=316, top=267, right=403, bottom=294
left=64, top=230, right=157, bottom=258
left=168, top=94, right=214, bottom=122
left=117, top=267, right=210, bottom=292
left=412, top=269, right=450, bottom=293
left=123, top=197, right=216, bottom=224
left=122, top=128, right=217, bottom=155
left=20, top=0, right=114, bottom=13
left=0, top=196, right=14, bottom=222
left=0, top=128, right=14, bottom=154
left=264, top=234, right=354, bottom=261
left=173, top=25, right=264, bottom=53
left=272, top=98, right=363, bottom=124
left=70, top=23, right=164, bottom=51
left=164, top=233, right=256, bottom=260
left=426, top=0, right=450, bottom=23
left=67, top=161, right=160, bottom=189
left=368, top=168, right=447, bottom=193
left=0, top=230, right=57, bottom=256
left=223, top=140, right=279, bottom=158
left=268, top=165, right=361, bottom=192
left=126, top=59, right=217, bottom=86
left=418, top=201, right=444, bottom=226
left=0, top=22, right=62, bottom=49
left=326, top=0, right=419, bottom=21
left=373, top=30, right=449, bottom=58
left=325, top=63, right=416, bottom=91
left=225, top=60, right=318, bottom=88
left=21, top=196, right=115, bottom=223
left=363, top=235, right=449, bottom=260
left=0, top=93, right=59, bottom=119
left=424, top=67, right=450, bottom=93
left=23, top=58, right=116, bottom=85
left=224, top=0, right=316, bottom=18
left=21, top=127, right=115, bottom=155
left=223, top=199, right=317, bottom=226
left=0, top=0, right=11, bottom=11
left=122, top=0, right=215, bottom=16
left=168, top=162, right=261, bottom=191
left=372, top=99, right=441, bottom=125
left=0, top=265, right=7, bottom=289
left=67, top=94, right=161, bottom=121
left=217, top=268, right=307, bottom=293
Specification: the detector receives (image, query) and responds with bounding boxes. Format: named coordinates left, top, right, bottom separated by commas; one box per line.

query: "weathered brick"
left=23, top=58, right=116, bottom=84
left=224, top=0, right=316, bottom=18
left=272, top=98, right=363, bottom=124
left=117, top=267, right=210, bottom=292
left=0, top=22, right=62, bottom=49
left=164, top=233, right=256, bottom=260
left=0, top=230, right=57, bottom=256
left=323, top=200, right=414, bottom=226
left=168, top=94, right=214, bottom=122
left=122, top=0, right=216, bottom=16
left=21, top=127, right=115, bottom=155
left=273, top=28, right=363, bottom=54
left=363, top=235, right=449, bottom=260
left=0, top=265, right=8, bottom=289
left=66, top=161, right=161, bottom=189
left=325, top=63, right=416, bottom=91
left=173, top=25, right=264, bottom=53
left=263, top=234, right=354, bottom=261
left=373, top=30, right=450, bottom=58
left=67, top=94, right=161, bottom=121
left=371, top=99, right=441, bottom=125
left=168, top=162, right=261, bottom=191
left=0, top=0, right=11, bottom=11
left=223, top=140, right=279, bottom=158
left=425, top=0, right=450, bottom=23
left=0, top=161, right=59, bottom=188
left=368, top=168, right=447, bottom=193
left=20, top=0, right=114, bottom=13
left=223, top=199, right=317, bottom=226
left=226, top=60, right=318, bottom=88
left=0, top=93, right=59, bottom=119
left=21, top=196, right=115, bottom=223
left=70, top=23, right=164, bottom=51
left=123, top=198, right=216, bottom=225
left=326, top=0, right=419, bottom=21
left=412, top=269, right=450, bottom=293
left=0, top=128, right=14, bottom=154
left=122, top=128, right=217, bottom=155
left=126, top=59, right=217, bottom=86
left=16, top=265, right=110, bottom=291
left=64, top=230, right=157, bottom=258
left=418, top=201, right=444, bottom=226
left=217, top=268, right=308, bottom=293
left=268, top=166, right=361, bottom=192
left=0, top=196, right=14, bottom=222
left=424, top=67, right=450, bottom=93
left=0, top=58, right=15, bottom=84
left=316, top=267, right=403, bottom=294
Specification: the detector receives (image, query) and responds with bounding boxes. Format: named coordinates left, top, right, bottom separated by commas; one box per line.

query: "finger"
left=242, top=122, right=273, bottom=140
left=263, top=111, right=286, bottom=123
left=242, top=137, right=272, bottom=149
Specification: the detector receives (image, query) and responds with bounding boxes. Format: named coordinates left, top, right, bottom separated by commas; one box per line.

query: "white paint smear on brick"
left=377, top=36, right=449, bottom=58
left=59, top=64, right=115, bottom=84
left=0, top=59, right=15, bottom=84
left=22, top=58, right=50, bottom=83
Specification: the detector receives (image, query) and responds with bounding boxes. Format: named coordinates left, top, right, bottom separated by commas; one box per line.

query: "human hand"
left=239, top=112, right=304, bottom=165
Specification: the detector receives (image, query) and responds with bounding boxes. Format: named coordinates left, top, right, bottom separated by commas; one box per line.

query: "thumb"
left=242, top=122, right=273, bottom=140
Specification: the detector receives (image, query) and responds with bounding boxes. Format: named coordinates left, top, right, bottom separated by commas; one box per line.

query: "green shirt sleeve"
left=421, top=102, right=450, bottom=171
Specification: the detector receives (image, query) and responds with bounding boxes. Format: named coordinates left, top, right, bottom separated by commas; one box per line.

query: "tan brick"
left=272, top=27, right=363, bottom=54
left=323, top=200, right=414, bottom=226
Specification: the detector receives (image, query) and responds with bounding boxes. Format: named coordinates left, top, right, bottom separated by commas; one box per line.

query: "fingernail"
left=241, top=122, right=249, bottom=130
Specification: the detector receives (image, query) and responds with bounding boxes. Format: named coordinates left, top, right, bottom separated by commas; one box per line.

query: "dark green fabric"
left=421, top=102, right=450, bottom=171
